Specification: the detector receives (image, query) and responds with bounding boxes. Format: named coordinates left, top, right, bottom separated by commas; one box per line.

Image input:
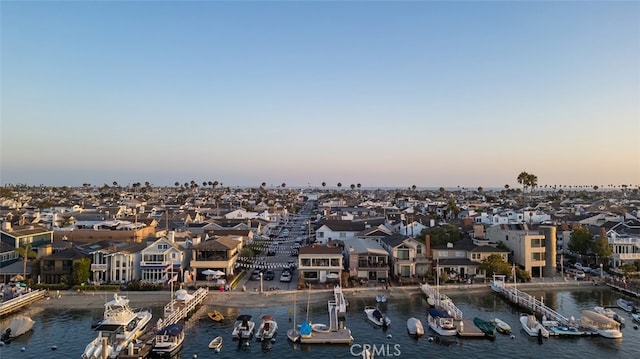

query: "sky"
left=1, top=1, right=639, bottom=189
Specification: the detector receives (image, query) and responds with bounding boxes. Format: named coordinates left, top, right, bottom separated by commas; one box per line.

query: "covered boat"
left=616, top=298, right=637, bottom=313
left=581, top=310, right=622, bottom=339
left=151, top=323, right=184, bottom=357
left=427, top=308, right=457, bottom=336
left=491, top=318, right=511, bottom=334
left=364, top=306, right=391, bottom=328
left=1, top=315, right=35, bottom=343
left=406, top=317, right=424, bottom=337
left=473, top=317, right=496, bottom=339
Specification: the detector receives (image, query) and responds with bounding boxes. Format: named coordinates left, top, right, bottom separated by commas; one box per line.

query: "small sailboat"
left=208, top=336, right=223, bottom=350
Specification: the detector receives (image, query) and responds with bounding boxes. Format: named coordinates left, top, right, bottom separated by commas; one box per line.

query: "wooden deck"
left=299, top=328, right=354, bottom=344
left=456, top=319, right=485, bottom=338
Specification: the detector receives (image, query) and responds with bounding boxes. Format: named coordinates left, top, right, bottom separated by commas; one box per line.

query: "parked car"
left=264, top=270, right=275, bottom=281
left=250, top=269, right=263, bottom=281
left=280, top=271, right=292, bottom=282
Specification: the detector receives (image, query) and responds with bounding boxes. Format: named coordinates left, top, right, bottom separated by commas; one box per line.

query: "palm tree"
left=357, top=183, right=362, bottom=190
left=439, top=187, right=445, bottom=197
left=281, top=182, right=286, bottom=189
left=517, top=171, right=529, bottom=194
left=322, top=182, right=326, bottom=188
left=16, top=243, right=37, bottom=280
left=337, top=182, right=342, bottom=190
left=350, top=184, right=355, bottom=190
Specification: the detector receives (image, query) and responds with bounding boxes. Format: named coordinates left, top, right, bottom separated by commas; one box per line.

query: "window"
left=339, top=232, right=346, bottom=238
left=531, top=252, right=545, bottom=261
left=455, top=251, right=465, bottom=258
left=330, top=258, right=339, bottom=267
left=416, top=245, right=422, bottom=254
left=397, top=249, right=410, bottom=260
left=301, top=258, right=311, bottom=267
left=317, top=232, right=324, bottom=238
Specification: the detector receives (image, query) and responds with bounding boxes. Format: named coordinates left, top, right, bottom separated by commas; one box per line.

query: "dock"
left=603, top=277, right=640, bottom=298
left=491, top=275, right=570, bottom=326
left=420, top=283, right=463, bottom=320
left=456, top=319, right=486, bottom=338
left=0, top=290, right=46, bottom=318
left=299, top=328, right=354, bottom=344
left=161, top=287, right=209, bottom=327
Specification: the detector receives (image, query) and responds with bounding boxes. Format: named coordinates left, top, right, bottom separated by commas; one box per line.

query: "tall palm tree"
left=350, top=184, right=355, bottom=190
left=322, top=182, right=326, bottom=188
left=16, top=243, right=38, bottom=280
left=357, top=183, right=362, bottom=190
left=337, top=182, right=342, bottom=190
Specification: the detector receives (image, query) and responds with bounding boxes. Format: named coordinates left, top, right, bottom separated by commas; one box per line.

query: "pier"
left=603, top=277, right=640, bottom=298
left=161, top=287, right=209, bottom=328
left=420, top=283, right=463, bottom=320
left=491, top=275, right=570, bottom=326
left=299, top=286, right=353, bottom=345
left=0, top=290, right=46, bottom=318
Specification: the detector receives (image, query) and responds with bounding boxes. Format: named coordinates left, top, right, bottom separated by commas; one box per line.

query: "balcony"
left=91, top=263, right=107, bottom=271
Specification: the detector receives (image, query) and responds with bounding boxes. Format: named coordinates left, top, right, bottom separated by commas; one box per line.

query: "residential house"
left=298, top=244, right=343, bottom=284
left=485, top=224, right=548, bottom=277
left=432, top=239, right=509, bottom=282
left=314, top=220, right=366, bottom=245
left=39, top=247, right=89, bottom=284
left=190, top=235, right=242, bottom=278
left=607, top=219, right=640, bottom=267
left=140, top=232, right=187, bottom=284
left=343, top=238, right=390, bottom=282
left=380, top=233, right=430, bottom=278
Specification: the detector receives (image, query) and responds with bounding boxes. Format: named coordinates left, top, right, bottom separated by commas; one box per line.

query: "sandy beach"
left=30, top=279, right=601, bottom=310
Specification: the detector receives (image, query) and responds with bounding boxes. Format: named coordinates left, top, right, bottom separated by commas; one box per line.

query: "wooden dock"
left=0, top=290, right=46, bottom=318
left=299, top=328, right=354, bottom=344
left=456, top=319, right=486, bottom=338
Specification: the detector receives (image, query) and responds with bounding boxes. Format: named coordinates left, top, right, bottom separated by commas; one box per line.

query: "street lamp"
left=600, top=263, right=603, bottom=281
left=260, top=272, right=263, bottom=293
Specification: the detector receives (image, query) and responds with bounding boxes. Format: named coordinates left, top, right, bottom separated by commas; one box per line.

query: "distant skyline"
left=1, top=1, right=638, bottom=189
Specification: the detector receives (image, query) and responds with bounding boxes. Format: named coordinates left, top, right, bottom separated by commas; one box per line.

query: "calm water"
left=1, top=288, right=639, bottom=359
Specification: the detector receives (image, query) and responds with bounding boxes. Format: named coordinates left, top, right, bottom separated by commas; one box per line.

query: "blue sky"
left=1, top=1, right=639, bottom=189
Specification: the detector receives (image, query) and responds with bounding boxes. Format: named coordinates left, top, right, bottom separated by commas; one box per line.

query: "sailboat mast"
left=306, top=284, right=311, bottom=322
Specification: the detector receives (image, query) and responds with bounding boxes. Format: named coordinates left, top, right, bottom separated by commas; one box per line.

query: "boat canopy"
left=428, top=308, right=450, bottom=318
left=236, top=314, right=252, bottom=322
left=157, top=323, right=183, bottom=336
left=581, top=310, right=619, bottom=325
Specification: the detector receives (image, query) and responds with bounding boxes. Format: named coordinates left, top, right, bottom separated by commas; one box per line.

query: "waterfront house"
left=485, top=224, right=548, bottom=277
left=431, top=238, right=509, bottom=281
left=380, top=233, right=430, bottom=279
left=298, top=244, right=343, bottom=284
left=342, top=238, right=390, bottom=283
left=140, top=232, right=187, bottom=283
left=39, top=247, right=88, bottom=284
left=190, top=235, right=242, bottom=278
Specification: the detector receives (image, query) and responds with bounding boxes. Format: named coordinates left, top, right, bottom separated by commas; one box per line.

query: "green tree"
left=515, top=267, right=531, bottom=282
left=240, top=247, right=255, bottom=258
left=620, top=262, right=637, bottom=275
left=417, top=225, right=462, bottom=247
left=592, top=236, right=613, bottom=265
left=568, top=227, right=593, bottom=255
left=72, top=258, right=91, bottom=285
left=15, top=243, right=38, bottom=280
left=479, top=254, right=512, bottom=277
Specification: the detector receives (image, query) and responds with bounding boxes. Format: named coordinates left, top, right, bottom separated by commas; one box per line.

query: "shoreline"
left=29, top=280, right=608, bottom=310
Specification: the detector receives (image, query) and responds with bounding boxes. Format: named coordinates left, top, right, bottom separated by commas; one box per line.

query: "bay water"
left=1, top=287, right=639, bottom=358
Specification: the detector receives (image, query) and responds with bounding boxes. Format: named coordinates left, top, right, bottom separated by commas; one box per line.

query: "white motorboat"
left=256, top=315, right=278, bottom=341
left=491, top=318, right=511, bottom=334
left=519, top=314, right=549, bottom=338
left=594, top=306, right=625, bottom=325
left=631, top=313, right=640, bottom=323
left=616, top=298, right=637, bottom=313
left=406, top=317, right=424, bottom=337
left=427, top=308, right=457, bottom=336
left=364, top=306, right=391, bottom=328
left=549, top=325, right=584, bottom=337
left=81, top=293, right=153, bottom=359
left=376, top=295, right=387, bottom=303
left=1, top=315, right=35, bottom=343
left=231, top=314, right=255, bottom=340
left=581, top=310, right=622, bottom=339
left=151, top=323, right=184, bottom=357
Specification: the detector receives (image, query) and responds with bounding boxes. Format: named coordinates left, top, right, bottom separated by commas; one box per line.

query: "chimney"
left=425, top=235, right=431, bottom=258
left=2, top=221, right=11, bottom=231
left=168, top=231, right=175, bottom=243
